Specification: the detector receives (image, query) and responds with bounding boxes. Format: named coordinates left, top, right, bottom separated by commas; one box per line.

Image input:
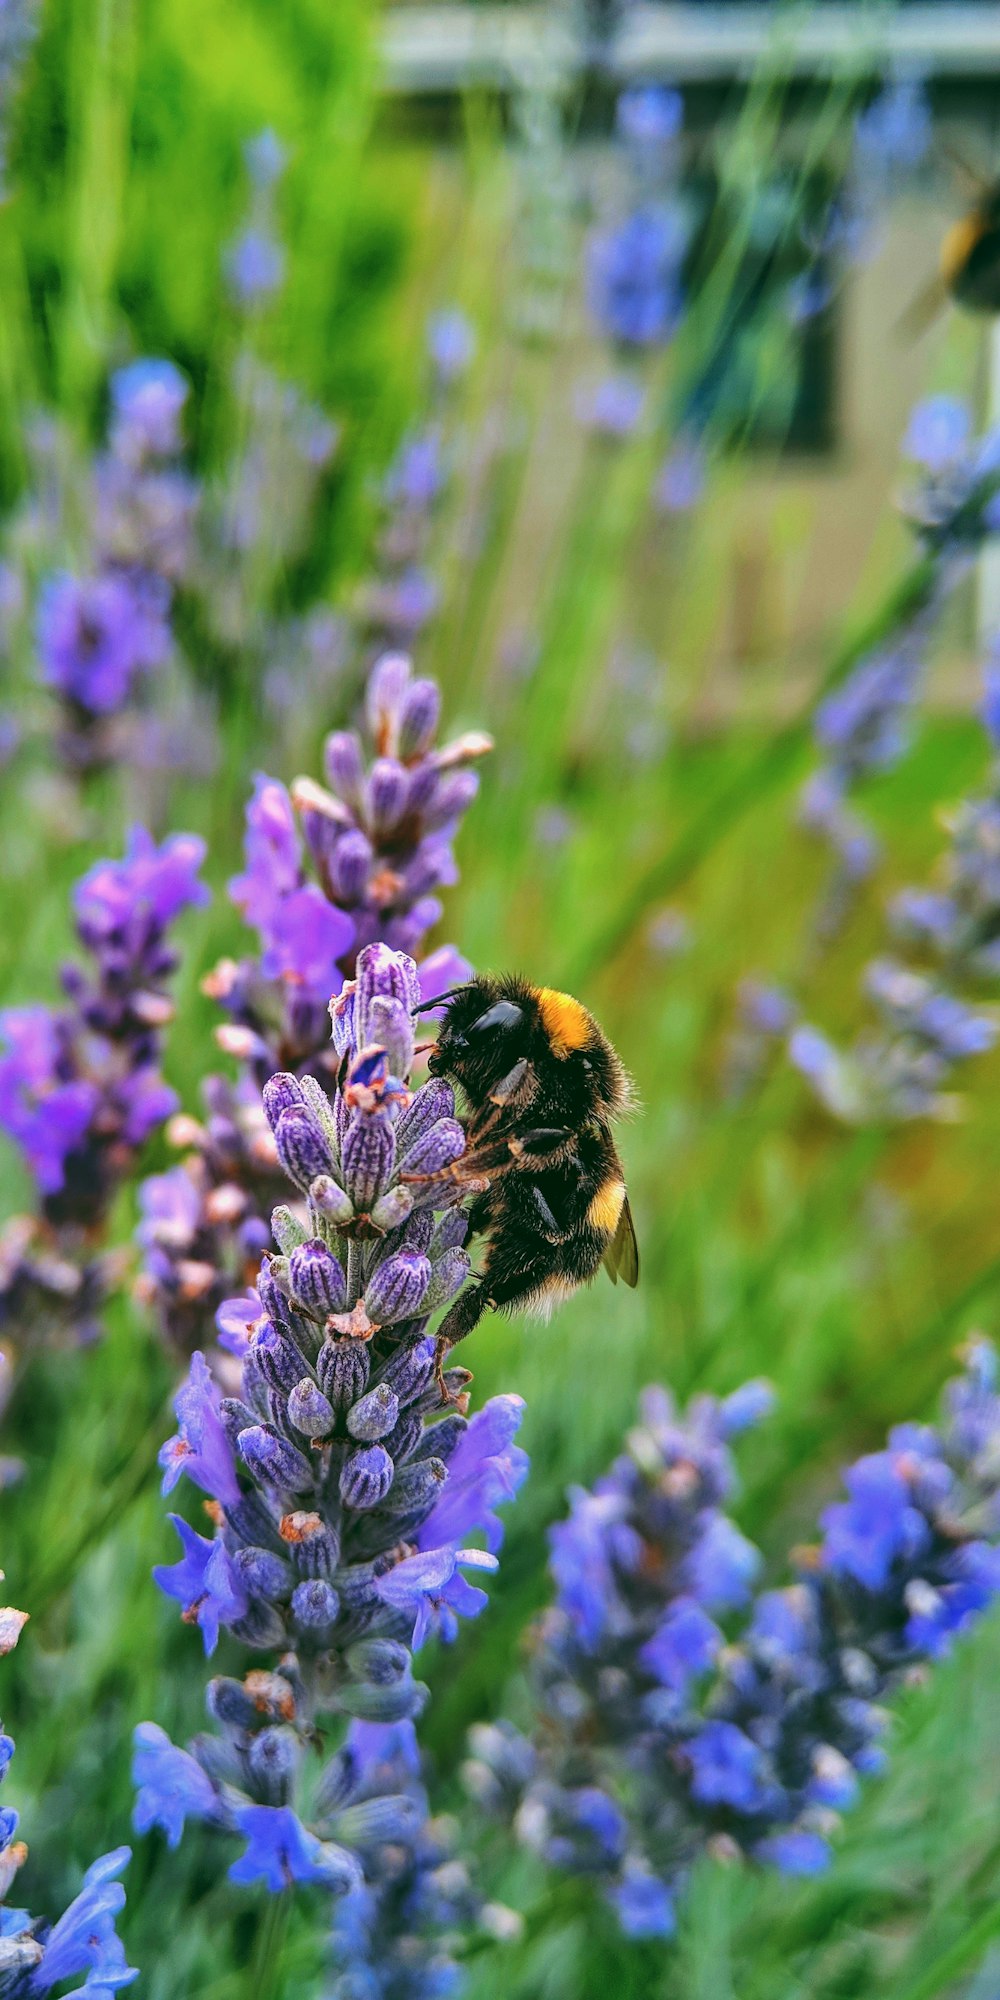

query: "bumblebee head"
left=428, top=975, right=632, bottom=1123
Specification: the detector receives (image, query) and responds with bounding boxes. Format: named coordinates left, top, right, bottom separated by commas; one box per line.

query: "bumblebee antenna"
left=414, top=984, right=469, bottom=1014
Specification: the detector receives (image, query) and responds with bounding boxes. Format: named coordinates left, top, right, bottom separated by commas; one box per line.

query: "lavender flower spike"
left=137, top=944, right=527, bottom=1917
left=469, top=1341, right=1000, bottom=1939
left=0, top=827, right=207, bottom=1348
left=138, top=651, right=488, bottom=1358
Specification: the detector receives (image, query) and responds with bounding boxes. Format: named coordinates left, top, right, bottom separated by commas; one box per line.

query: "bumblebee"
left=414, top=975, right=639, bottom=1364
left=900, top=169, right=1000, bottom=337
left=939, top=180, right=1000, bottom=315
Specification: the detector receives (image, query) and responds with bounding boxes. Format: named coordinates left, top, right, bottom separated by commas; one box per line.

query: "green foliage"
left=1, top=14, right=999, bottom=1998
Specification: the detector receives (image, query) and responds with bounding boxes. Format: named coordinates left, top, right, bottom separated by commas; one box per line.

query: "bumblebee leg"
left=529, top=1184, right=573, bottom=1244
left=433, top=1280, right=494, bottom=1402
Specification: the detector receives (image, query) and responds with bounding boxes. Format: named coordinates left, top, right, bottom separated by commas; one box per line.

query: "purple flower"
left=132, top=1723, right=221, bottom=1847
left=153, top=1514, right=249, bottom=1654
left=37, top=570, right=170, bottom=715
left=110, top=358, right=189, bottom=461
left=638, top=1598, right=721, bottom=1690
left=428, top=308, right=474, bottom=385
left=903, top=395, right=971, bottom=473
left=30, top=1846, right=137, bottom=1994
left=821, top=1451, right=930, bottom=1589
left=158, top=1351, right=240, bottom=1505
left=229, top=1805, right=361, bottom=1893
left=0, top=1009, right=97, bottom=1195
left=417, top=1394, right=528, bottom=1554
left=377, top=1546, right=499, bottom=1648
left=588, top=204, right=686, bottom=348
left=225, top=227, right=285, bottom=303
left=608, top=1862, right=676, bottom=1939
left=576, top=373, right=647, bottom=439
left=655, top=437, right=705, bottom=513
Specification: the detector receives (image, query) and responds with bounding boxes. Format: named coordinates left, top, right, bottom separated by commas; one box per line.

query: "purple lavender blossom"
left=588, top=204, right=686, bottom=349
left=0, top=829, right=206, bottom=1351
left=224, top=129, right=288, bottom=305
left=37, top=570, right=170, bottom=717
left=214, top=651, right=486, bottom=1083
left=136, top=946, right=527, bottom=1930
left=468, top=1342, right=1000, bottom=1937
left=575, top=373, right=647, bottom=440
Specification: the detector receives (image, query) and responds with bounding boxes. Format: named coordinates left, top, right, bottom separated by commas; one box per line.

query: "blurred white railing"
left=380, top=4, right=1000, bottom=91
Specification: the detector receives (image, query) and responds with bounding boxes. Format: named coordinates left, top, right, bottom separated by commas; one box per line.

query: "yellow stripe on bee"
left=536, top=987, right=592, bottom=1056
left=941, top=212, right=985, bottom=287
left=587, top=1177, right=626, bottom=1236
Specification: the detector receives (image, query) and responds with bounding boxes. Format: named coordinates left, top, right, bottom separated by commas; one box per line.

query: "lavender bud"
left=381, top=1337, right=435, bottom=1404
left=291, top=1578, right=340, bottom=1636
left=398, top=677, right=441, bottom=758
left=383, top=1456, right=446, bottom=1513
left=397, top=1080, right=455, bottom=1154
left=289, top=1240, right=349, bottom=1317
left=346, top=1637, right=411, bottom=1685
left=220, top=1396, right=260, bottom=1452
left=366, top=652, right=411, bottom=751
left=412, top=1412, right=466, bottom=1461
left=329, top=828, right=374, bottom=903
left=318, top=1337, right=371, bottom=1412
left=347, top=1383, right=400, bottom=1442
left=424, top=1247, right=471, bottom=1310
left=324, top=728, right=365, bottom=805
left=370, top=1185, right=414, bottom=1233
left=247, top=1727, right=298, bottom=1805
left=366, top=1251, right=432, bottom=1325
left=288, top=1377, right=336, bottom=1439
left=262, top=1072, right=304, bottom=1136
left=355, top=942, right=421, bottom=1026
left=257, top=1260, right=292, bottom=1327
left=232, top=1547, right=294, bottom=1599
left=253, top=1322, right=307, bottom=1394
left=342, top=1112, right=395, bottom=1210
left=338, top=1673, right=429, bottom=1723
left=207, top=1677, right=261, bottom=1730
left=423, top=769, right=479, bottom=832
left=402, top=1117, right=465, bottom=1177
left=238, top=1424, right=314, bottom=1494
left=328, top=1796, right=423, bottom=1847
left=262, top=1073, right=305, bottom=1129
left=281, top=1513, right=341, bottom=1578
left=275, top=1107, right=334, bottom=1191
left=366, top=993, right=414, bottom=1077
left=383, top=1410, right=423, bottom=1463
left=309, top=1175, right=354, bottom=1226
left=272, top=1206, right=310, bottom=1256
left=340, top=1444, right=395, bottom=1510
left=314, top=1748, right=358, bottom=1817
left=231, top=1600, right=288, bottom=1650
left=365, top=759, right=410, bottom=837
left=432, top=1208, right=469, bottom=1253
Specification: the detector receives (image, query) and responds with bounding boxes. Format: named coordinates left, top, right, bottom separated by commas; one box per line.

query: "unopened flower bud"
left=347, top=1383, right=399, bottom=1442
left=340, top=1444, right=395, bottom=1510
left=288, top=1377, right=336, bottom=1438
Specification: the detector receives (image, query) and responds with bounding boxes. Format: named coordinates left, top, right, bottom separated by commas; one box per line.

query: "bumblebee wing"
left=602, top=1193, right=639, bottom=1289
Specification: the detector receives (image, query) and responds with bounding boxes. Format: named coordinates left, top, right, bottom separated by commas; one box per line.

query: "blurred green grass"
left=2, top=8, right=1000, bottom=1996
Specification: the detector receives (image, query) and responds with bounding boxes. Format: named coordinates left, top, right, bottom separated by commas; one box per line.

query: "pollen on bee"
left=587, top=1177, right=626, bottom=1235
left=536, top=987, right=592, bottom=1056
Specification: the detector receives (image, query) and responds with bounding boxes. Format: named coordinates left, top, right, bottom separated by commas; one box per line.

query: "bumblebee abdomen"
left=586, top=1175, right=626, bottom=1238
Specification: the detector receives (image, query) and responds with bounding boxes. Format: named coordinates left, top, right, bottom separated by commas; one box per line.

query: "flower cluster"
left=798, top=616, right=931, bottom=935
left=137, top=654, right=487, bottom=1356
left=0, top=826, right=207, bottom=1340
left=224, top=129, right=286, bottom=306
left=468, top=1342, right=1000, bottom=1938
left=328, top=1719, right=519, bottom=1997
left=900, top=395, right=1000, bottom=562
left=355, top=310, right=474, bottom=660
left=37, top=360, right=195, bottom=768
left=0, top=1595, right=137, bottom=1995
left=211, top=650, right=487, bottom=1082
left=136, top=944, right=528, bottom=1937
left=791, top=697, right=1000, bottom=1123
